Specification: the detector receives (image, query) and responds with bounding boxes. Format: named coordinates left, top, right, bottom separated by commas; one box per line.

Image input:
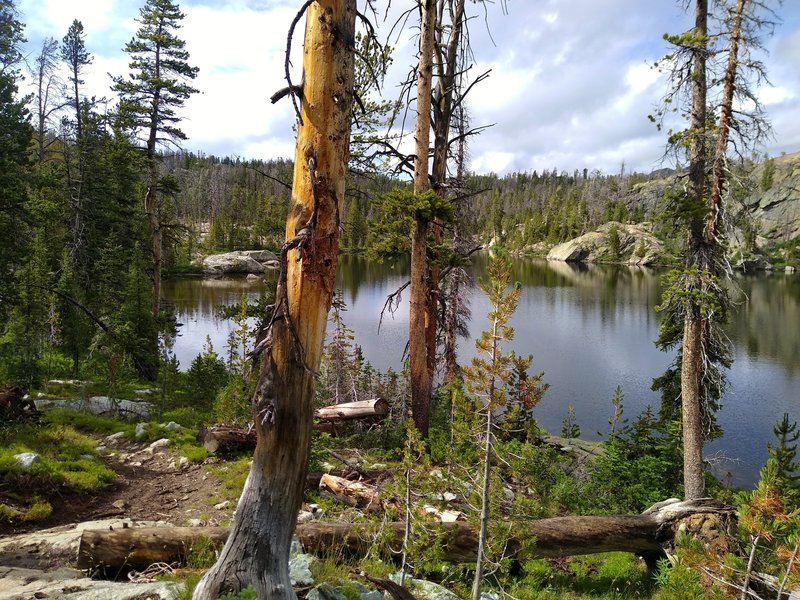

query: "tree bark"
left=409, top=0, right=437, bottom=437
left=191, top=2, right=356, bottom=598
left=78, top=499, right=736, bottom=571
left=681, top=0, right=709, bottom=501
left=706, top=0, right=745, bottom=244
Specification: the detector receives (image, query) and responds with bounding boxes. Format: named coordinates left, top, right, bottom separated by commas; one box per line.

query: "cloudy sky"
left=15, top=0, right=800, bottom=177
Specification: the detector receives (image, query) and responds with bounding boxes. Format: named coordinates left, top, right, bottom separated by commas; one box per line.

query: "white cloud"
left=14, top=0, right=800, bottom=175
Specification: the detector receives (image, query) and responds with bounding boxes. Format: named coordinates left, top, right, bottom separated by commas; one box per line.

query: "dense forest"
left=1, top=0, right=799, bottom=599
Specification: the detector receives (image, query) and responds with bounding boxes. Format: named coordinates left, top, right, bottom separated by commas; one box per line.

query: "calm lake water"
left=162, top=255, right=800, bottom=488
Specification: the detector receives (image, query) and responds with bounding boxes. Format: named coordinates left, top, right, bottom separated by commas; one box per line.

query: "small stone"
left=370, top=463, right=387, bottom=469
left=80, top=454, right=94, bottom=460
left=130, top=461, right=143, bottom=467
left=289, top=553, right=316, bottom=586
left=179, top=457, right=189, bottom=467
left=297, top=511, right=314, bottom=523
left=147, top=438, right=170, bottom=454
left=307, top=583, right=347, bottom=600
left=105, top=431, right=126, bottom=444
left=360, top=592, right=383, bottom=600
left=112, top=499, right=127, bottom=510
left=214, top=500, right=231, bottom=510
left=168, top=460, right=177, bottom=470
left=14, top=452, right=40, bottom=472
left=134, top=422, right=148, bottom=440
left=502, top=487, right=515, bottom=501
left=187, top=518, right=205, bottom=527
left=160, top=421, right=183, bottom=431
left=290, top=535, right=303, bottom=556
left=95, top=445, right=107, bottom=453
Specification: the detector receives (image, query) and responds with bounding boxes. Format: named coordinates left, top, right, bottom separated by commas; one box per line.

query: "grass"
left=208, top=455, right=252, bottom=502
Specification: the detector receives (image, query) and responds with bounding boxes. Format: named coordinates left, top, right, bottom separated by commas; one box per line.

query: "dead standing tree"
left=408, top=0, right=491, bottom=435
left=191, top=1, right=356, bottom=598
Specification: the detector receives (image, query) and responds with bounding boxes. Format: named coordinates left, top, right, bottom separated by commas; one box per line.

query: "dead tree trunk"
left=409, top=0, right=437, bottom=437
left=78, top=499, right=736, bottom=571
left=191, top=3, right=356, bottom=598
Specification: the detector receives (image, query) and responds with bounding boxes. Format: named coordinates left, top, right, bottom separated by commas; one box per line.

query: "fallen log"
left=315, top=398, right=388, bottom=422
left=77, top=498, right=735, bottom=571
left=319, top=473, right=382, bottom=510
left=198, top=426, right=256, bottom=455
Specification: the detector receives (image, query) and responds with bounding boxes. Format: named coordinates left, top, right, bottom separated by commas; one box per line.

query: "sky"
left=15, top=0, right=800, bottom=177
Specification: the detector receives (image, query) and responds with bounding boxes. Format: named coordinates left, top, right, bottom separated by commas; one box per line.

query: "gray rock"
left=179, top=456, right=190, bottom=467
left=111, top=499, right=127, bottom=510
left=0, top=566, right=184, bottom=599
left=787, top=265, right=797, bottom=273
left=214, top=500, right=231, bottom=510
left=360, top=591, right=383, bottom=600
left=547, top=222, right=664, bottom=265
left=14, top=452, right=40, bottom=472
left=290, top=535, right=304, bottom=556
left=160, top=420, right=184, bottom=431
left=147, top=438, right=171, bottom=454
left=307, top=583, right=348, bottom=600
left=203, top=251, right=267, bottom=275
left=289, top=553, right=316, bottom=586
left=246, top=273, right=263, bottom=281
left=239, top=249, right=278, bottom=263
left=134, top=422, right=148, bottom=440
left=187, top=518, right=205, bottom=527
left=104, top=431, right=127, bottom=444
left=35, top=396, right=153, bottom=419
left=389, top=573, right=459, bottom=599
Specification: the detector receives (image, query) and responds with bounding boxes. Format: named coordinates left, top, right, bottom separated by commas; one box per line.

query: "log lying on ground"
left=319, top=473, right=383, bottom=510
left=77, top=498, right=735, bottom=571
left=198, top=426, right=256, bottom=455
left=315, top=398, right=388, bottom=422
left=199, top=400, right=389, bottom=454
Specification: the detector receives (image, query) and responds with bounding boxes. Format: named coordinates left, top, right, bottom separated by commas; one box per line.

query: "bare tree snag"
left=409, top=0, right=437, bottom=437
left=78, top=499, right=736, bottom=571
left=191, top=2, right=356, bottom=598
left=707, top=0, right=745, bottom=243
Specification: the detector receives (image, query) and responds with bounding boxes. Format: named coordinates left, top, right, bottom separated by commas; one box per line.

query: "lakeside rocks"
left=201, top=249, right=279, bottom=275
left=547, top=222, right=664, bottom=265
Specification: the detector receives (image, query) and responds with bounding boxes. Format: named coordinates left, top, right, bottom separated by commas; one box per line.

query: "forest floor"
left=0, top=436, right=232, bottom=541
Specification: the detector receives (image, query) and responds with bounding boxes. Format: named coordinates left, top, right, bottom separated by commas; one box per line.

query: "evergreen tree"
left=0, top=0, right=31, bottom=322
left=462, top=252, right=546, bottom=599
left=769, top=413, right=800, bottom=493
left=60, top=19, right=91, bottom=138
left=112, top=0, right=198, bottom=317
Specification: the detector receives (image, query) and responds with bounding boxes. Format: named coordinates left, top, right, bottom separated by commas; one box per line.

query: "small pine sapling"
left=462, top=252, right=546, bottom=600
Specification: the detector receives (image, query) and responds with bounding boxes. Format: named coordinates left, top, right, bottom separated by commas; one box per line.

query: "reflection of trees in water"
left=727, top=274, right=800, bottom=374
left=162, top=277, right=272, bottom=319
left=164, top=259, right=797, bottom=376
left=336, top=254, right=410, bottom=303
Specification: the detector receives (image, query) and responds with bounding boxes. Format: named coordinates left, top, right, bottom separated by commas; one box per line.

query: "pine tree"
left=0, top=0, right=32, bottom=322
left=462, top=252, right=546, bottom=599
left=60, top=19, right=91, bottom=139
left=769, top=413, right=800, bottom=492
left=112, top=0, right=198, bottom=317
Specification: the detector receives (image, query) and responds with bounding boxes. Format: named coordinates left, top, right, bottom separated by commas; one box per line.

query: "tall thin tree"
left=112, top=0, right=198, bottom=318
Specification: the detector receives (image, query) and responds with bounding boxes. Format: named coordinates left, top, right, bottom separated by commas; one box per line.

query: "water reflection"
left=162, top=256, right=800, bottom=487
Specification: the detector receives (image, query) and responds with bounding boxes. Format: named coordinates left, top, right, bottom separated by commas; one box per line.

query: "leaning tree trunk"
left=681, top=0, right=709, bottom=501
left=409, top=0, right=437, bottom=437
left=192, top=2, right=356, bottom=598
left=707, top=0, right=744, bottom=243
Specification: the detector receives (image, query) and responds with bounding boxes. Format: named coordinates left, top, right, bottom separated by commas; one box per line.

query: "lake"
left=162, top=255, right=800, bottom=488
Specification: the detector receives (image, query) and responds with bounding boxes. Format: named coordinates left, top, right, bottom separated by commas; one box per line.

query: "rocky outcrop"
left=547, top=222, right=665, bottom=265
left=746, top=153, right=800, bottom=246
left=201, top=250, right=279, bottom=276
